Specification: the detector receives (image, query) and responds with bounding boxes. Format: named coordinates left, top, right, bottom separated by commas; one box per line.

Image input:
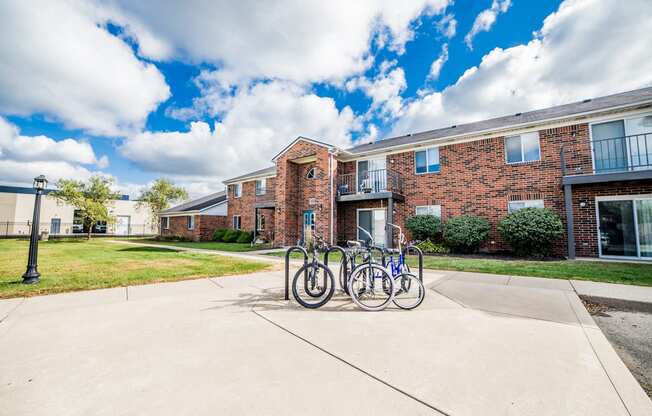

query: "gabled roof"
left=223, top=166, right=276, bottom=185
left=160, top=190, right=227, bottom=214
left=271, top=136, right=338, bottom=162
left=346, top=86, right=652, bottom=155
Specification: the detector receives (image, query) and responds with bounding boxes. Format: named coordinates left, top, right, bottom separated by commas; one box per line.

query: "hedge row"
left=212, top=228, right=254, bottom=244
left=405, top=208, right=564, bottom=257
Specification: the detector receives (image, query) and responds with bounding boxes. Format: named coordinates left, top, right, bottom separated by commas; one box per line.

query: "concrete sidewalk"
left=1, top=269, right=651, bottom=415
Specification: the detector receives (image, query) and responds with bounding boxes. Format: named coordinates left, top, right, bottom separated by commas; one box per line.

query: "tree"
left=53, top=176, right=121, bottom=240
left=137, top=179, right=188, bottom=233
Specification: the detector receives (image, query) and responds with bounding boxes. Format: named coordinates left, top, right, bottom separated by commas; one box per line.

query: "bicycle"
left=384, top=223, right=425, bottom=310
left=291, top=235, right=336, bottom=309
left=346, top=227, right=395, bottom=311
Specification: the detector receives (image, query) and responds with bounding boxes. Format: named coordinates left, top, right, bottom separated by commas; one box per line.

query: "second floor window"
left=415, top=147, right=440, bottom=174
left=505, top=132, right=540, bottom=164
left=233, top=183, right=242, bottom=198
left=255, top=179, right=266, bottom=195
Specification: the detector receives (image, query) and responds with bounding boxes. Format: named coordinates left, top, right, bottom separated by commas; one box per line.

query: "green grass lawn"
left=271, top=251, right=652, bottom=286
left=127, top=238, right=273, bottom=252
left=0, top=239, right=270, bottom=299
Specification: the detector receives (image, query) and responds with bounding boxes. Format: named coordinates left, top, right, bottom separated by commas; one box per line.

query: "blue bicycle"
left=384, top=223, right=425, bottom=310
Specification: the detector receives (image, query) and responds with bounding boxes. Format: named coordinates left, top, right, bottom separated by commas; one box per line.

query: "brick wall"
left=161, top=214, right=227, bottom=241
left=572, top=180, right=652, bottom=257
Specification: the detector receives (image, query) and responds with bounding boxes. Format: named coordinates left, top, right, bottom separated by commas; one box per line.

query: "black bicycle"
left=291, top=235, right=336, bottom=309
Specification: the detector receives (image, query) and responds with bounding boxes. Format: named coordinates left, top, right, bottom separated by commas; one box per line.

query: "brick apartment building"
left=159, top=191, right=228, bottom=241
left=224, top=87, right=652, bottom=260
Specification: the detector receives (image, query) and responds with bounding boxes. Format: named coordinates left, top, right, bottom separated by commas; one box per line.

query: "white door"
left=357, top=209, right=386, bottom=246
left=116, top=216, right=131, bottom=235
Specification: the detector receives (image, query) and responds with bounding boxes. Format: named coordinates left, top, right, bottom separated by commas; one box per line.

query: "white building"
left=0, top=185, right=156, bottom=237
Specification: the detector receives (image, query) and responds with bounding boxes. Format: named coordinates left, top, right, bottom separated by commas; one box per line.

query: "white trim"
left=233, top=183, right=242, bottom=198
left=233, top=215, right=241, bottom=230
left=596, top=194, right=652, bottom=201
left=415, top=205, right=442, bottom=216
left=223, top=172, right=275, bottom=185
left=198, top=199, right=228, bottom=213
left=255, top=178, right=266, bottom=195
left=271, top=136, right=337, bottom=162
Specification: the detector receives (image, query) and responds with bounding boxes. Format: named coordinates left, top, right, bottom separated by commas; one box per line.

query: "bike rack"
left=323, top=246, right=347, bottom=292
left=284, top=246, right=308, bottom=300
left=404, top=245, right=424, bottom=282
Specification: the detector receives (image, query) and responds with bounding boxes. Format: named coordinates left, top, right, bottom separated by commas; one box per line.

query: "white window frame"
left=507, top=199, right=544, bottom=213
left=595, top=194, right=652, bottom=260
left=414, top=147, right=440, bottom=174
left=415, top=205, right=441, bottom=217
left=233, top=215, right=241, bottom=230
left=187, top=215, right=195, bottom=230
left=257, top=213, right=265, bottom=231
left=306, top=167, right=316, bottom=179
left=233, top=183, right=242, bottom=198
left=505, top=132, right=541, bottom=164
left=255, top=179, right=266, bottom=195
left=161, top=216, right=170, bottom=230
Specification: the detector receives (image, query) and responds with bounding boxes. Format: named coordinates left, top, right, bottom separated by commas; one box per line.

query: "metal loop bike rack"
left=284, top=246, right=308, bottom=300
left=404, top=245, right=424, bottom=282
left=323, top=246, right=347, bottom=292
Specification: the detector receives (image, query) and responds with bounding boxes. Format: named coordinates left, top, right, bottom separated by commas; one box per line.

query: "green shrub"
left=236, top=231, right=254, bottom=244
left=222, top=230, right=240, bottom=243
left=443, top=215, right=490, bottom=253
left=416, top=240, right=450, bottom=254
left=405, top=215, right=441, bottom=241
left=212, top=228, right=228, bottom=242
left=155, top=234, right=192, bottom=242
left=498, top=208, right=564, bottom=257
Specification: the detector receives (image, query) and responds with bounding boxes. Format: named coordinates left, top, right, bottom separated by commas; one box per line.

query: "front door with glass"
left=302, top=210, right=316, bottom=244
left=598, top=197, right=652, bottom=259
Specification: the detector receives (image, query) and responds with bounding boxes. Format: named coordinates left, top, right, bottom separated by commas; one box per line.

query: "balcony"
left=336, top=168, right=404, bottom=202
left=562, top=132, right=652, bottom=185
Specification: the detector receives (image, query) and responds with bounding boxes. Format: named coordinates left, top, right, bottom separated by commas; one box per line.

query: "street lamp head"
left=33, top=175, right=48, bottom=190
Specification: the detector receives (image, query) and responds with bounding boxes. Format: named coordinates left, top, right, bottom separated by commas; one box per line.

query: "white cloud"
left=120, top=81, right=361, bottom=183
left=393, top=0, right=652, bottom=136
left=0, top=1, right=170, bottom=136
left=108, top=0, right=451, bottom=84
left=0, top=117, right=110, bottom=186
left=436, top=13, right=457, bottom=38
left=464, top=0, right=512, bottom=49
left=346, top=61, right=407, bottom=119
left=428, top=44, right=449, bottom=80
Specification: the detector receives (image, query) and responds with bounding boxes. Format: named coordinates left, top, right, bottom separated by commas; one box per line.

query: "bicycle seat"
left=346, top=240, right=362, bottom=247
left=385, top=248, right=401, bottom=254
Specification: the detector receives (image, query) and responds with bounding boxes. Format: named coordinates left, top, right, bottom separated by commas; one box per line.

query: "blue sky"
left=1, top=0, right=650, bottom=197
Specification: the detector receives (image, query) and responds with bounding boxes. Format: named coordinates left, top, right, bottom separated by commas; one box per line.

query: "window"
left=187, top=215, right=195, bottom=230
left=255, top=179, right=266, bottom=195
left=415, top=147, right=440, bottom=174
left=161, top=217, right=169, bottom=230
left=233, top=183, right=242, bottom=198
left=257, top=213, right=266, bottom=231
left=415, top=205, right=441, bottom=217
left=505, top=132, right=540, bottom=164
left=306, top=167, right=316, bottom=179
left=507, top=199, right=544, bottom=213
left=233, top=215, right=241, bottom=230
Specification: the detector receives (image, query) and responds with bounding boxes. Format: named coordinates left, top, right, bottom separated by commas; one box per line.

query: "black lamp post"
left=22, top=175, right=48, bottom=284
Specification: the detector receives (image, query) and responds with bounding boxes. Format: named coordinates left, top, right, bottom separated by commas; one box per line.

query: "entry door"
left=116, top=216, right=131, bottom=236
left=357, top=209, right=386, bottom=246
left=302, top=210, right=315, bottom=243
left=598, top=198, right=652, bottom=258
left=50, top=218, right=61, bottom=234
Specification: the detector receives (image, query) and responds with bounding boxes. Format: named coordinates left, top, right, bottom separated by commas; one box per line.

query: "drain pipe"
left=329, top=152, right=334, bottom=246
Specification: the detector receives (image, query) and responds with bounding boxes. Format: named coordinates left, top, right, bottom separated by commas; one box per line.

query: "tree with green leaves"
left=137, top=179, right=188, bottom=233
left=53, top=175, right=121, bottom=240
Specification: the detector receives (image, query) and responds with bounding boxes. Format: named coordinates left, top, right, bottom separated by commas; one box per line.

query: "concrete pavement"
left=1, top=269, right=651, bottom=415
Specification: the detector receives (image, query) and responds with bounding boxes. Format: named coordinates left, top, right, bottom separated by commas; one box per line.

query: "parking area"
left=1, top=269, right=651, bottom=415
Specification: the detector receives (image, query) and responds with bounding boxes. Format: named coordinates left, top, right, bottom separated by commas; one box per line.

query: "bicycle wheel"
left=392, top=273, right=425, bottom=310
left=292, top=263, right=335, bottom=309
left=348, top=263, right=394, bottom=311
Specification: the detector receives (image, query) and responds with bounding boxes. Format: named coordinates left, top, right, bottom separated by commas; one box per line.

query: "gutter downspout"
left=329, top=152, right=334, bottom=246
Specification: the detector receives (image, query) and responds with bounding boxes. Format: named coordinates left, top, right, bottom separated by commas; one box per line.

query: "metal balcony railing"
left=337, top=168, right=404, bottom=196
left=561, top=132, right=652, bottom=175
